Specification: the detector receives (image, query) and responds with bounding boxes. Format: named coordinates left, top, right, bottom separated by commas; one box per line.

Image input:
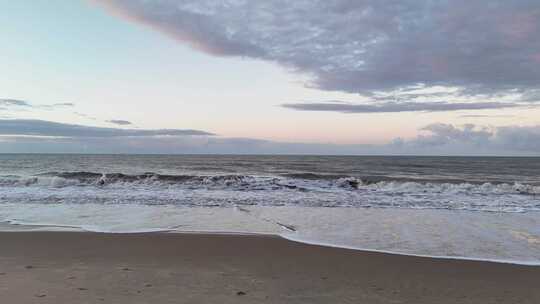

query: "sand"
left=0, top=232, right=538, bottom=303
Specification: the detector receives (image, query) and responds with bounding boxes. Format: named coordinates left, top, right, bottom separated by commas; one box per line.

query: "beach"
left=1, top=232, right=539, bottom=304
left=4, top=0, right=540, bottom=302
left=1, top=155, right=540, bottom=303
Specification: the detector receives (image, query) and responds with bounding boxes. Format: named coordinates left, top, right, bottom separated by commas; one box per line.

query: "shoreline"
left=1, top=231, right=539, bottom=303
left=281, top=234, right=540, bottom=267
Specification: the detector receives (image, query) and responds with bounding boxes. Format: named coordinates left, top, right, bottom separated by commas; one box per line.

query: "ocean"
left=1, top=154, right=539, bottom=264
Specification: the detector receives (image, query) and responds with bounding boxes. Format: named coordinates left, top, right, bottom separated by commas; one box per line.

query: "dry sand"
left=0, top=232, right=539, bottom=303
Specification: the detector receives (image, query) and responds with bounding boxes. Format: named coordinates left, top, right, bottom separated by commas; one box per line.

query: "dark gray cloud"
left=94, top=0, right=540, bottom=98
left=0, top=119, right=214, bottom=137
left=282, top=101, right=519, bottom=113
left=107, top=119, right=133, bottom=126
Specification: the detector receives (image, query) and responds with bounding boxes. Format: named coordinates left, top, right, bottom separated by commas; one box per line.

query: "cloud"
left=494, top=125, right=540, bottom=152
left=0, top=98, right=75, bottom=110
left=0, top=99, right=31, bottom=107
left=74, top=112, right=98, bottom=121
left=53, top=103, right=75, bottom=107
left=37, top=103, right=75, bottom=110
left=93, top=0, right=540, bottom=98
left=107, top=119, right=133, bottom=126
left=416, top=123, right=493, bottom=146
left=395, top=123, right=540, bottom=155
left=459, top=114, right=516, bottom=118
left=1, top=119, right=539, bottom=155
left=282, top=101, right=520, bottom=113
left=0, top=119, right=214, bottom=137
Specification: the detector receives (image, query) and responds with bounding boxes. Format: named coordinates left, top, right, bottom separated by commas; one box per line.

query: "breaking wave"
left=0, top=171, right=539, bottom=213
left=0, top=171, right=538, bottom=193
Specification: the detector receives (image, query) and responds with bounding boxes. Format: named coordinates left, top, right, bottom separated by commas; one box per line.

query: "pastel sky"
left=1, top=0, right=540, bottom=155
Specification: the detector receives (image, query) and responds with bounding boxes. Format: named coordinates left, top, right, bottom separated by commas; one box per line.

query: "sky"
left=1, top=0, right=540, bottom=155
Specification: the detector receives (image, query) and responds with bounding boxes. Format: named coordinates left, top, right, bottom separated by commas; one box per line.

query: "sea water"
left=1, top=154, right=539, bottom=264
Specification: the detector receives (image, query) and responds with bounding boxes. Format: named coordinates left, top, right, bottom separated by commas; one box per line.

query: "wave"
left=280, top=172, right=348, bottom=180
left=1, top=171, right=539, bottom=197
